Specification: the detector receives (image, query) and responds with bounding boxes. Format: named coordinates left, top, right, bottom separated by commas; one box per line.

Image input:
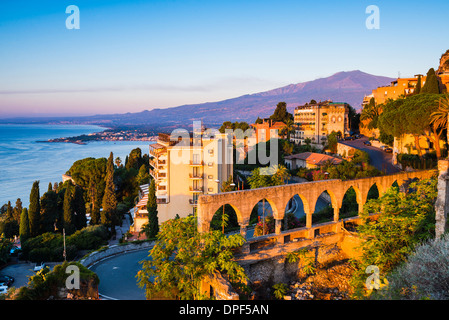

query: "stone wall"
left=80, top=241, right=153, bottom=268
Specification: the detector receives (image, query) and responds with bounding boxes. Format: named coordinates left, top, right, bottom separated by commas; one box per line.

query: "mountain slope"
left=0, top=70, right=394, bottom=130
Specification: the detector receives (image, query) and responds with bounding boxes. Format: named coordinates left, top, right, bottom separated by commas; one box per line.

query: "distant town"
left=37, top=129, right=158, bottom=145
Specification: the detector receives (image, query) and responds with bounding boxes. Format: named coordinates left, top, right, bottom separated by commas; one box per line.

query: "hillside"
left=0, top=70, right=394, bottom=131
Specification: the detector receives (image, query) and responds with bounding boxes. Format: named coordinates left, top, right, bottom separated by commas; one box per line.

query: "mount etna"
left=1, top=70, right=394, bottom=132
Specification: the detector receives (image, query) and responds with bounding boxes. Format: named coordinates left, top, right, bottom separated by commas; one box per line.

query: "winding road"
left=89, top=249, right=150, bottom=300
left=338, top=137, right=400, bottom=174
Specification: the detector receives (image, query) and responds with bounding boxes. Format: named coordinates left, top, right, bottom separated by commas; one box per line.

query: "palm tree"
left=430, top=94, right=449, bottom=157
left=281, top=118, right=295, bottom=141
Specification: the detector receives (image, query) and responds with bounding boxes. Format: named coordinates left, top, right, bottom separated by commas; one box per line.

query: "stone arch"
left=248, top=197, right=278, bottom=222
left=206, top=201, right=244, bottom=228
left=312, top=190, right=338, bottom=226
left=209, top=203, right=240, bottom=232
left=367, top=182, right=381, bottom=200
left=250, top=197, right=276, bottom=237
left=339, top=186, right=360, bottom=219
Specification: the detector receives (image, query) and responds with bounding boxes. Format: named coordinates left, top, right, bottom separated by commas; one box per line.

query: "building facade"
left=250, top=119, right=285, bottom=143
left=148, top=131, right=233, bottom=224
left=291, top=100, right=350, bottom=146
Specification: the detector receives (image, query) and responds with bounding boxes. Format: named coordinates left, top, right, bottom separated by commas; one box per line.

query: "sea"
left=0, top=124, right=153, bottom=208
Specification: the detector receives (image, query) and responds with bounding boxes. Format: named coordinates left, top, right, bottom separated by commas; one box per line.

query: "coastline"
left=35, top=128, right=158, bottom=144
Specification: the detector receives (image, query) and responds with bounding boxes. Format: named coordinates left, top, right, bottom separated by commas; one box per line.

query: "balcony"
left=189, top=161, right=204, bottom=166
left=189, top=173, right=203, bottom=179
left=189, top=199, right=198, bottom=206
left=189, top=186, right=203, bottom=193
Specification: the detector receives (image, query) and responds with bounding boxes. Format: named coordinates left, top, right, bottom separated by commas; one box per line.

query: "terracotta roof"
left=285, top=152, right=342, bottom=166
left=136, top=194, right=148, bottom=208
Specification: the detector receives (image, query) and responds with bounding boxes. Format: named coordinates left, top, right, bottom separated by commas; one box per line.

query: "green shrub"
left=375, top=233, right=449, bottom=300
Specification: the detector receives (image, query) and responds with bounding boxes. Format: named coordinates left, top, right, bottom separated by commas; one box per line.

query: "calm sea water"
left=0, top=124, right=152, bottom=208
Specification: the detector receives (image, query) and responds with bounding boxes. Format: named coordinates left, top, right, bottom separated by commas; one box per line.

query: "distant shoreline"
left=35, top=128, right=157, bottom=144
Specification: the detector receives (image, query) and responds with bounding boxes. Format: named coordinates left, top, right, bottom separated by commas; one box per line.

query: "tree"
left=430, top=93, right=449, bottom=152
left=63, top=181, right=76, bottom=235
left=12, top=198, right=23, bottom=224
left=137, top=214, right=247, bottom=300
left=327, top=131, right=338, bottom=153
left=102, top=152, right=118, bottom=231
left=137, top=164, right=150, bottom=186
left=403, top=93, right=445, bottom=157
left=28, top=181, right=41, bottom=237
left=70, top=185, right=87, bottom=231
left=270, top=102, right=293, bottom=122
left=19, top=208, right=30, bottom=243
left=280, top=118, right=295, bottom=141
left=68, top=157, right=107, bottom=225
left=421, top=68, right=440, bottom=94
left=351, top=177, right=437, bottom=298
left=40, top=190, right=59, bottom=233
left=360, top=98, right=382, bottom=130
left=0, top=201, right=19, bottom=239
left=126, top=148, right=143, bottom=171
left=145, top=179, right=159, bottom=239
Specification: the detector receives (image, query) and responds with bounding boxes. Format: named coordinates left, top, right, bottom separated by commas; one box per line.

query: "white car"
left=34, top=262, right=46, bottom=272
left=0, top=285, right=8, bottom=295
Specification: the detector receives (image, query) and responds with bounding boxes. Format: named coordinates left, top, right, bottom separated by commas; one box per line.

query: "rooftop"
left=285, top=152, right=342, bottom=166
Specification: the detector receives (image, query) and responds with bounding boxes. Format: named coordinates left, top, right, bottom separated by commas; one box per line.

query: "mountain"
left=0, top=70, right=394, bottom=131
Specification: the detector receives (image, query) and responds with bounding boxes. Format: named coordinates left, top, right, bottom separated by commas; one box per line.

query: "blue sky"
left=0, top=0, right=448, bottom=117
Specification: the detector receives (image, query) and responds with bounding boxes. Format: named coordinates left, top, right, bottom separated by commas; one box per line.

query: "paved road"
left=1, top=262, right=60, bottom=289
left=89, top=249, right=150, bottom=300
left=339, top=137, right=400, bottom=174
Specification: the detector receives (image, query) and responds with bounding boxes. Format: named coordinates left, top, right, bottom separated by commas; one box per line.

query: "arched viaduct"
left=197, top=169, right=437, bottom=238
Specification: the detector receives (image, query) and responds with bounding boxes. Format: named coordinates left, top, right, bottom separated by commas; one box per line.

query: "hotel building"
left=146, top=130, right=233, bottom=224
left=291, top=100, right=350, bottom=146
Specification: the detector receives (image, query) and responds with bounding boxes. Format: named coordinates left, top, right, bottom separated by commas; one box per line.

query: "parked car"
left=363, top=140, right=371, bottom=146
left=34, top=262, right=46, bottom=272
left=0, top=285, right=8, bottom=295
left=0, top=275, right=14, bottom=287
left=384, top=147, right=393, bottom=153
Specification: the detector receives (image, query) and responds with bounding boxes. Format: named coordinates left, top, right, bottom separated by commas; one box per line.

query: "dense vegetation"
left=0, top=147, right=150, bottom=263
left=351, top=176, right=438, bottom=299
left=137, top=214, right=248, bottom=300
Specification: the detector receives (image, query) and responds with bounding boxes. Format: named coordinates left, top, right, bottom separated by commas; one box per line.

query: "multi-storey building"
left=147, top=130, right=233, bottom=224
left=291, top=100, right=350, bottom=146
left=250, top=119, right=285, bottom=143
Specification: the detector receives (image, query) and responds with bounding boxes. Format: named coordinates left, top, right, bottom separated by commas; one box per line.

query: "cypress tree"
left=101, top=152, right=117, bottom=231
left=146, top=179, right=159, bottom=238
left=19, top=208, right=30, bottom=243
left=63, top=181, right=75, bottom=235
left=28, top=181, right=41, bottom=237
left=5, top=201, right=13, bottom=221
left=73, top=185, right=87, bottom=230
left=40, top=190, right=59, bottom=233
left=13, top=198, right=22, bottom=223
left=421, top=68, right=440, bottom=94
left=47, top=182, right=53, bottom=193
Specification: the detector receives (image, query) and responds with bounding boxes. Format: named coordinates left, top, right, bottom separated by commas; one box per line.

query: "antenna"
left=398, top=71, right=401, bottom=79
